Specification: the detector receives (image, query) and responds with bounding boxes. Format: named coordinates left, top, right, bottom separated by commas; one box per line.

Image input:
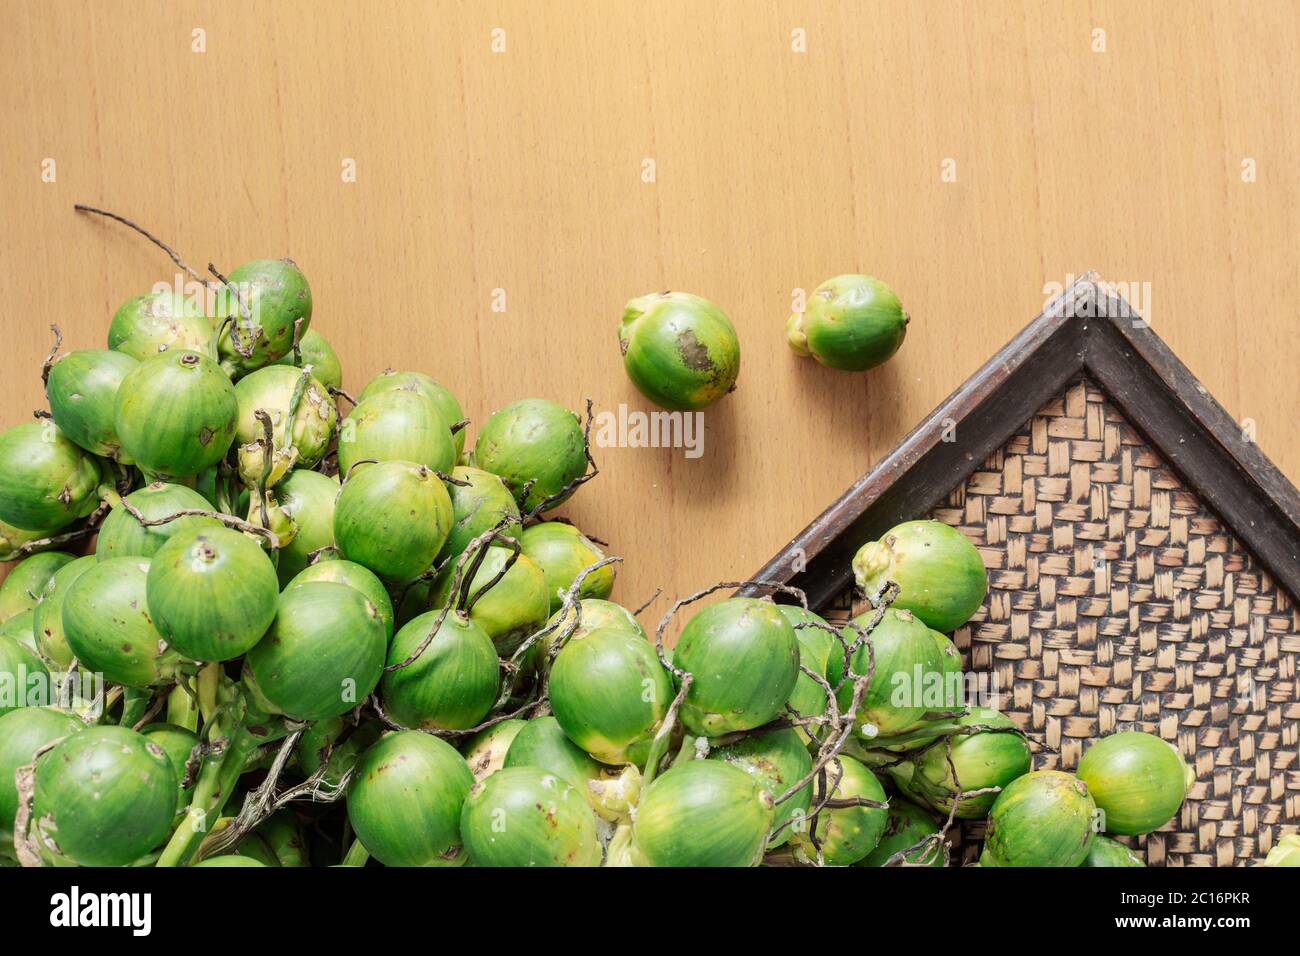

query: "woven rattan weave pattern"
left=827, top=376, right=1299, bottom=866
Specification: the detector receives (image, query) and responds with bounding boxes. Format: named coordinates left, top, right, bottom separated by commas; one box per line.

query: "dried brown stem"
left=118, top=497, right=281, bottom=550
left=197, top=725, right=352, bottom=860
left=252, top=409, right=274, bottom=530
left=384, top=519, right=519, bottom=672
left=370, top=690, right=546, bottom=740
left=291, top=317, right=306, bottom=366
left=131, top=689, right=168, bottom=731
left=74, top=204, right=209, bottom=287
left=462, top=534, right=519, bottom=616
left=329, top=387, right=358, bottom=407
left=633, top=588, right=663, bottom=618
left=340, top=457, right=378, bottom=485
left=507, top=554, right=624, bottom=678
left=41, top=325, right=62, bottom=386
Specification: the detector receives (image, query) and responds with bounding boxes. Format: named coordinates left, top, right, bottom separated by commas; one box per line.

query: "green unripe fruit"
left=286, top=558, right=393, bottom=641
left=381, top=610, right=499, bottom=731
left=828, top=607, right=946, bottom=738
left=852, top=520, right=987, bottom=633
left=45, top=349, right=139, bottom=459
left=793, top=755, right=888, bottom=866
left=1082, top=834, right=1145, bottom=867
left=114, top=350, right=238, bottom=480
left=0, top=635, right=48, bottom=717
left=857, top=798, right=943, bottom=867
left=215, top=258, right=312, bottom=376
left=519, top=521, right=615, bottom=612
left=146, top=525, right=280, bottom=662
left=108, top=290, right=213, bottom=360
left=619, top=291, right=740, bottom=410
left=1263, top=834, right=1300, bottom=868
left=474, top=399, right=587, bottom=513
left=892, top=707, right=1031, bottom=819
left=504, top=715, right=641, bottom=822
left=0, top=519, right=47, bottom=560
left=234, top=809, right=307, bottom=867
left=549, top=626, right=673, bottom=766
left=273, top=328, right=342, bottom=391
left=297, top=715, right=380, bottom=790
left=633, top=759, right=774, bottom=867
left=438, top=466, right=521, bottom=564
left=0, top=423, right=103, bottom=534
left=982, top=771, right=1097, bottom=867
left=62, top=558, right=189, bottom=688
left=710, top=728, right=812, bottom=848
left=931, top=629, right=965, bottom=708
left=460, top=766, right=602, bottom=867
left=358, top=370, right=465, bottom=456
left=1077, top=731, right=1192, bottom=836
left=0, top=611, right=36, bottom=652
left=347, top=730, right=474, bottom=867
left=242, top=581, right=386, bottom=721
left=426, top=546, right=549, bottom=656
left=553, top=598, right=645, bottom=641
left=0, top=707, right=83, bottom=847
left=787, top=274, right=908, bottom=371
left=33, top=725, right=177, bottom=867
left=334, top=461, right=453, bottom=582
left=33, top=555, right=96, bottom=667
left=532, top=598, right=646, bottom=676
left=776, top=604, right=836, bottom=737
left=95, top=482, right=218, bottom=561
left=0, top=552, right=74, bottom=623
left=505, top=716, right=602, bottom=785
left=139, top=722, right=201, bottom=817
left=274, top=469, right=339, bottom=585
left=674, top=597, right=800, bottom=737
left=337, top=390, right=455, bottom=476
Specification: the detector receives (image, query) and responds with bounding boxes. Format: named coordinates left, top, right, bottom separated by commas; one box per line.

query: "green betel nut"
left=787, top=274, right=908, bottom=371
left=619, top=291, right=740, bottom=410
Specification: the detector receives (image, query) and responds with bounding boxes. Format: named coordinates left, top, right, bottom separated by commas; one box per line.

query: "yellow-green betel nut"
left=214, top=258, right=312, bottom=376
left=1077, top=731, right=1191, bottom=836
left=673, top=597, right=800, bottom=737
left=633, top=759, right=774, bottom=867
left=0, top=423, right=103, bottom=534
left=474, top=399, right=587, bottom=513
left=347, top=730, right=474, bottom=867
left=108, top=290, right=214, bottom=361
left=114, top=350, right=238, bottom=480
left=982, top=770, right=1096, bottom=867
left=358, top=370, right=465, bottom=456
left=787, top=274, right=908, bottom=371
left=853, top=519, right=987, bottom=633
left=619, top=291, right=740, bottom=410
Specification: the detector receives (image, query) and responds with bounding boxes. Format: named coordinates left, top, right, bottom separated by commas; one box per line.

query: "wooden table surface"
left=2, top=1, right=1297, bottom=626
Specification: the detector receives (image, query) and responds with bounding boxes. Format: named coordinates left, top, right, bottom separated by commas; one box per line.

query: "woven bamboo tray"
left=749, top=276, right=1300, bottom=866
left=818, top=375, right=1299, bottom=866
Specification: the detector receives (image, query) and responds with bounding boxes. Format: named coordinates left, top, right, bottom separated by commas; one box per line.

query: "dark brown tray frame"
left=746, top=273, right=1300, bottom=609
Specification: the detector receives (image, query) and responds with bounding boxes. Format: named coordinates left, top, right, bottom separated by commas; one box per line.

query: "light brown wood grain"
left=1, top=0, right=1296, bottom=628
